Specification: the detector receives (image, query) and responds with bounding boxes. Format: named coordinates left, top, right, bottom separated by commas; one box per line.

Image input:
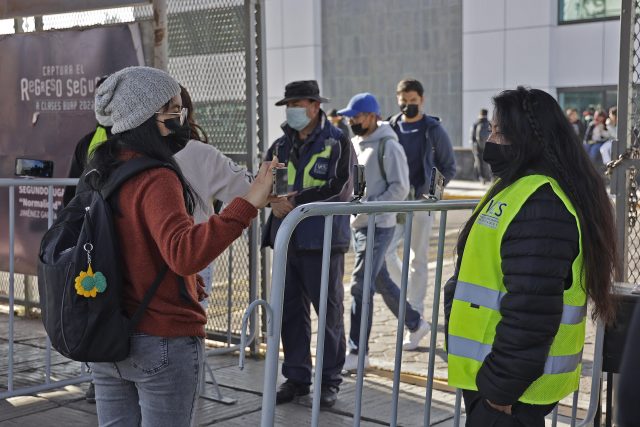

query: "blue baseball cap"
left=337, top=92, right=380, bottom=117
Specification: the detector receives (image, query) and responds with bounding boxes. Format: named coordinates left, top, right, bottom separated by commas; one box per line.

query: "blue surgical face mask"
left=286, top=107, right=311, bottom=131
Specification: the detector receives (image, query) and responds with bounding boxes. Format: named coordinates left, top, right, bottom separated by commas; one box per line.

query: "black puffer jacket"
left=444, top=182, right=580, bottom=406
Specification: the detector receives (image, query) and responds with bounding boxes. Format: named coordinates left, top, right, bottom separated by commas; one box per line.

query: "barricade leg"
left=423, top=211, right=448, bottom=426
left=390, top=212, right=414, bottom=427
left=310, top=216, right=335, bottom=427
left=353, top=215, right=377, bottom=426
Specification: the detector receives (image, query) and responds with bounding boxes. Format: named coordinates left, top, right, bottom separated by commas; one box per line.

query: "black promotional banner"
left=0, top=24, right=143, bottom=275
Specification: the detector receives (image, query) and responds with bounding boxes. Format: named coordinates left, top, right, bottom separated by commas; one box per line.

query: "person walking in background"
left=582, top=107, right=595, bottom=126
left=445, top=87, right=617, bottom=426
left=566, top=108, right=586, bottom=144
left=86, top=66, right=278, bottom=427
left=337, top=93, right=430, bottom=371
left=599, top=106, right=618, bottom=165
left=328, top=108, right=352, bottom=139
left=470, top=108, right=492, bottom=184
left=385, top=78, right=456, bottom=350
left=263, top=80, right=354, bottom=408
left=584, top=109, right=612, bottom=163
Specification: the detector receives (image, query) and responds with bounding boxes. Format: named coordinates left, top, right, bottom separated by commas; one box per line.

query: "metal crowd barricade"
left=0, top=177, right=259, bottom=403
left=240, top=198, right=609, bottom=427
left=0, top=177, right=91, bottom=399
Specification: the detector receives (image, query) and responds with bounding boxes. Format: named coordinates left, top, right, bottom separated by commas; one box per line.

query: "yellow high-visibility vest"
left=448, top=174, right=586, bottom=404
left=287, top=144, right=332, bottom=189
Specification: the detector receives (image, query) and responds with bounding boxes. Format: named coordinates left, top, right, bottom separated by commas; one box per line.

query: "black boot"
left=276, top=380, right=310, bottom=404
left=320, top=384, right=339, bottom=408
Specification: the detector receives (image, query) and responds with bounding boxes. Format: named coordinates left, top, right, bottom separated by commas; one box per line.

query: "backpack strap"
left=377, top=136, right=396, bottom=184
left=100, top=157, right=172, bottom=200
left=99, top=157, right=174, bottom=330
left=128, top=265, right=169, bottom=329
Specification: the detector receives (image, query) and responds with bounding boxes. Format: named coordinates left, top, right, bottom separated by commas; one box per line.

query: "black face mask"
left=351, top=123, right=368, bottom=136
left=400, top=103, right=420, bottom=119
left=162, top=117, right=183, bottom=133
left=165, top=122, right=191, bottom=154
left=482, top=142, right=514, bottom=178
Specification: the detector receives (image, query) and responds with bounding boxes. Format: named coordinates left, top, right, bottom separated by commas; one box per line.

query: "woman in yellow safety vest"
left=444, top=86, right=617, bottom=427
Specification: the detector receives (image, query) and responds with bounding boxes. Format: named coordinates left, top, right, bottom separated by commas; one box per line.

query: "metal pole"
left=256, top=0, right=270, bottom=349
left=453, top=388, right=462, bottom=427
left=45, top=185, right=54, bottom=383
left=227, top=244, right=233, bottom=346
left=0, top=374, right=92, bottom=400
left=551, top=406, right=558, bottom=427
left=615, top=0, right=634, bottom=281
left=34, top=16, right=43, bottom=31
left=576, top=320, right=605, bottom=427
left=424, top=211, right=448, bottom=426
left=571, top=390, right=579, bottom=427
left=259, top=215, right=294, bottom=427
left=311, top=216, right=334, bottom=427
left=8, top=186, right=15, bottom=392
left=152, top=0, right=168, bottom=70
left=245, top=0, right=260, bottom=356
left=390, top=212, right=413, bottom=427
left=353, top=214, right=377, bottom=427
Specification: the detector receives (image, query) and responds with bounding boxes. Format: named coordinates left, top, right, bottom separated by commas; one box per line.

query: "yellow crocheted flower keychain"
left=74, top=243, right=107, bottom=298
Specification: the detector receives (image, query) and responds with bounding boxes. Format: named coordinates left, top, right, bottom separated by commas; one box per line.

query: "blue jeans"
left=90, top=334, right=203, bottom=427
left=349, top=226, right=422, bottom=354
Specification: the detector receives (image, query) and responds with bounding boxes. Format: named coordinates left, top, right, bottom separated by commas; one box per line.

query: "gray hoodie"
left=351, top=121, right=410, bottom=229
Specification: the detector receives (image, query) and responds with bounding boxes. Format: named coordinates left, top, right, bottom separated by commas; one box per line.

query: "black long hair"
left=457, top=86, right=618, bottom=323
left=86, top=107, right=198, bottom=215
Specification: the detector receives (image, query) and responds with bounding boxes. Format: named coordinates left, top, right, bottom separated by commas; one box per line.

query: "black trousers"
left=280, top=250, right=346, bottom=387
left=463, top=390, right=556, bottom=427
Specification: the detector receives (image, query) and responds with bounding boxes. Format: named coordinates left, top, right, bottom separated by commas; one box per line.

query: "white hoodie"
left=174, top=140, right=253, bottom=224
left=351, top=121, right=410, bottom=229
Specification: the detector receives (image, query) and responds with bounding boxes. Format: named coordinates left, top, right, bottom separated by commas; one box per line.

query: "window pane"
left=560, top=0, right=621, bottom=23
left=558, top=90, right=604, bottom=114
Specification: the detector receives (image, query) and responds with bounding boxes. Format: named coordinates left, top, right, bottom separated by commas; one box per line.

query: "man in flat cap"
left=262, top=80, right=354, bottom=407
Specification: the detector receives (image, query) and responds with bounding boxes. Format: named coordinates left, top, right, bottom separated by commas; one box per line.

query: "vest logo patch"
left=477, top=199, right=507, bottom=229
left=312, top=158, right=329, bottom=176
left=313, top=159, right=329, bottom=175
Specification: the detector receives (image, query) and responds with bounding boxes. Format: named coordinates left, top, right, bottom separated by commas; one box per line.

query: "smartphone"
left=272, top=167, right=288, bottom=196
left=353, top=164, right=366, bottom=199
left=15, top=158, right=54, bottom=178
left=426, top=167, right=445, bottom=201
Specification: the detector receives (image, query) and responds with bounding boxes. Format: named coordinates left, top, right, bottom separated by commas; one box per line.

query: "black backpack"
left=474, top=119, right=491, bottom=150
left=37, top=157, right=171, bottom=362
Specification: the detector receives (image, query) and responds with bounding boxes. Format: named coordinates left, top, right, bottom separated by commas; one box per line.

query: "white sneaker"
left=403, top=319, right=431, bottom=351
left=343, top=352, right=370, bottom=373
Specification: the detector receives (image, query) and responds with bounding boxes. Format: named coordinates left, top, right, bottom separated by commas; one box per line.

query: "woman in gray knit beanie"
left=86, top=66, right=279, bottom=427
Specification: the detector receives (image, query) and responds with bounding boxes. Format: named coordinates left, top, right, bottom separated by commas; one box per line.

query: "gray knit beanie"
left=94, top=66, right=181, bottom=134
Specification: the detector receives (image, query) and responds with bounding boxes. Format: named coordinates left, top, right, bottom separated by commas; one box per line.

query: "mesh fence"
left=626, top=1, right=640, bottom=283
left=0, top=0, right=262, bottom=342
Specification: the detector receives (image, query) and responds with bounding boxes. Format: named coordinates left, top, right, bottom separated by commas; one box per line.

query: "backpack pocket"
left=37, top=260, right=75, bottom=357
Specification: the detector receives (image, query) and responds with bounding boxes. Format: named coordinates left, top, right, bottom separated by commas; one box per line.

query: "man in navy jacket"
left=385, top=78, right=456, bottom=350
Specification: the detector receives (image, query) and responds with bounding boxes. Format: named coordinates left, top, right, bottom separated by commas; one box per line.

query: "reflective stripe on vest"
left=288, top=144, right=332, bottom=189
left=454, top=280, right=587, bottom=325
left=448, top=335, right=583, bottom=375
left=447, top=175, right=587, bottom=405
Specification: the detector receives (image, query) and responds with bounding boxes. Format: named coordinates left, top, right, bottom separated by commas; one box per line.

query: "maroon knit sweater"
left=114, top=166, right=257, bottom=337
